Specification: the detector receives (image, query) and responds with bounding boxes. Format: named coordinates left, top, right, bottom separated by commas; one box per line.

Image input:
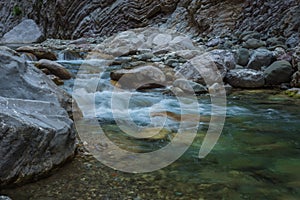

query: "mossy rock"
left=284, top=89, right=300, bottom=98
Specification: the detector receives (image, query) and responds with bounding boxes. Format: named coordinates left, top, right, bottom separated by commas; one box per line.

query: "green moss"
left=12, top=5, right=22, bottom=16
left=284, top=90, right=300, bottom=98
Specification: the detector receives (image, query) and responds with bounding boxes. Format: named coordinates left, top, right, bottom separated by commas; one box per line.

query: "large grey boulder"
left=110, top=65, right=166, bottom=89
left=264, top=60, right=294, bottom=85
left=247, top=48, right=274, bottom=70
left=0, top=19, right=43, bottom=44
left=225, top=69, right=265, bottom=88
left=175, top=50, right=235, bottom=85
left=0, top=46, right=76, bottom=186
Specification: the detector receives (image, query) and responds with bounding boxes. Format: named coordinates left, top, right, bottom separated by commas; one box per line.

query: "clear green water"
left=1, top=58, right=300, bottom=199
left=1, top=90, right=300, bottom=200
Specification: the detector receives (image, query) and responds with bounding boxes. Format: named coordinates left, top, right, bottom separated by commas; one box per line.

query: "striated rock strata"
left=0, top=0, right=299, bottom=39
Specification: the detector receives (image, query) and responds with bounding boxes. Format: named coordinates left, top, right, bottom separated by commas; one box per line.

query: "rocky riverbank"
left=0, top=25, right=300, bottom=198
left=0, top=46, right=78, bottom=187
left=11, top=27, right=300, bottom=97
left=0, top=1, right=299, bottom=199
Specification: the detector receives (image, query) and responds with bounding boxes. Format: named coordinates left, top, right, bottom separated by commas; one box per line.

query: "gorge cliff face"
left=1, top=0, right=299, bottom=39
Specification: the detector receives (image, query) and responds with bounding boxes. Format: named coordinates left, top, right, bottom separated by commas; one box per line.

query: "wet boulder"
left=110, top=65, right=166, bottom=89
left=225, top=69, right=265, bottom=88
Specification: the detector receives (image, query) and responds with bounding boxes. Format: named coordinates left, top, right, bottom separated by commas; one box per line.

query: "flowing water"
left=1, top=57, right=300, bottom=200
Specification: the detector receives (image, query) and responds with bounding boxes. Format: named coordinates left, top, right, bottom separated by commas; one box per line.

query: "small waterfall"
left=57, top=50, right=83, bottom=61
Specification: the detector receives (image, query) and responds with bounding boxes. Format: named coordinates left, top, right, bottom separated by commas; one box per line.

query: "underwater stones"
left=140, top=127, right=174, bottom=141
left=264, top=60, right=293, bottom=85
left=225, top=69, right=265, bottom=88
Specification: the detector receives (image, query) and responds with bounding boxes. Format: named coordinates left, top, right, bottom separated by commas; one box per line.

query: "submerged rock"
left=225, top=69, right=265, bottom=88
left=0, top=46, right=76, bottom=187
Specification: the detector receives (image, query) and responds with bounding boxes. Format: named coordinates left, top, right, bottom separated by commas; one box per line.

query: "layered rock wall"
left=1, top=0, right=300, bottom=40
